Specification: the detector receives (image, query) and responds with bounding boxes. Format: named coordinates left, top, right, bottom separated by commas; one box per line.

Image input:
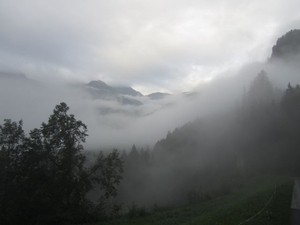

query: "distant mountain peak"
left=87, top=80, right=113, bottom=91
left=87, top=80, right=143, bottom=97
left=113, top=86, right=143, bottom=97
left=85, top=80, right=143, bottom=106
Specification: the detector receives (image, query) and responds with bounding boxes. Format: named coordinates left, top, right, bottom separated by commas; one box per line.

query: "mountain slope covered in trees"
left=108, top=29, right=300, bottom=211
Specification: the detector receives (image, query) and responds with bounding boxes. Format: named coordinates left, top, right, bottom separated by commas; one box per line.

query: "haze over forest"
left=1, top=1, right=300, bottom=224
left=1, top=1, right=300, bottom=151
left=1, top=34, right=300, bottom=150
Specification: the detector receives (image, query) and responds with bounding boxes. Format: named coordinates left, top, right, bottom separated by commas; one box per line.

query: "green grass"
left=99, top=175, right=294, bottom=225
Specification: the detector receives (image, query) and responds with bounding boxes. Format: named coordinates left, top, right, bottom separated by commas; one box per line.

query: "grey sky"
left=0, top=0, right=299, bottom=94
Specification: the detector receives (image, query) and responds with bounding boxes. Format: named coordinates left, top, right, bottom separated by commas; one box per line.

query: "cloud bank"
left=0, top=0, right=300, bottom=93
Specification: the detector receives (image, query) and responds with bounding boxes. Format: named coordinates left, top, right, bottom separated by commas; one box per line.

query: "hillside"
left=99, top=175, right=293, bottom=225
left=271, top=29, right=300, bottom=61
left=101, top=32, right=300, bottom=220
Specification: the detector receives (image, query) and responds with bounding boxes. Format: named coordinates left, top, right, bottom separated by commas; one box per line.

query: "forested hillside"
left=113, top=69, right=300, bottom=210
left=106, top=29, right=300, bottom=215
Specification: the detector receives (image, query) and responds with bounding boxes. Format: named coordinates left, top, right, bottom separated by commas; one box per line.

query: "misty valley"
left=2, top=30, right=300, bottom=225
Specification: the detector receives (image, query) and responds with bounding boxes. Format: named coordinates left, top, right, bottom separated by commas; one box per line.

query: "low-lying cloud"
left=1, top=55, right=300, bottom=151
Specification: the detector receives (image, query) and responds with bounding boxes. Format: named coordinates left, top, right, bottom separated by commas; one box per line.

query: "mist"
left=110, top=55, right=300, bottom=208
left=0, top=74, right=200, bottom=150
left=1, top=1, right=300, bottom=223
left=1, top=53, right=300, bottom=153
left=2, top=51, right=299, bottom=211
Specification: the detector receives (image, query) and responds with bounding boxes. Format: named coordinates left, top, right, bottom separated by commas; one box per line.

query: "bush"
left=96, top=196, right=123, bottom=221
left=127, top=202, right=148, bottom=218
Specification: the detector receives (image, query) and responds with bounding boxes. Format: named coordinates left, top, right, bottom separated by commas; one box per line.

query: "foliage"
left=127, top=202, right=148, bottom=218
left=279, top=83, right=300, bottom=176
left=113, top=70, right=300, bottom=215
left=127, top=202, right=139, bottom=218
left=271, top=29, right=300, bottom=60
left=0, top=102, right=123, bottom=225
left=281, top=83, right=300, bottom=120
left=96, top=196, right=123, bottom=221
left=151, top=203, right=171, bottom=213
left=0, top=120, right=26, bottom=224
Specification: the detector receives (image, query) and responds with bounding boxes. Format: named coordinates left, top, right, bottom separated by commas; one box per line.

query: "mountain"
left=113, top=86, right=143, bottom=97
left=87, top=80, right=143, bottom=98
left=0, top=72, right=191, bottom=118
left=270, top=29, right=300, bottom=61
left=0, top=71, right=27, bottom=80
left=86, top=80, right=117, bottom=99
left=0, top=71, right=40, bottom=86
left=147, top=92, right=171, bottom=100
left=85, top=80, right=143, bottom=106
left=88, top=80, right=115, bottom=92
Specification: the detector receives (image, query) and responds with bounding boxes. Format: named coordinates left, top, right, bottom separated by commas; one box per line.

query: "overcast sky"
left=0, top=0, right=300, bottom=94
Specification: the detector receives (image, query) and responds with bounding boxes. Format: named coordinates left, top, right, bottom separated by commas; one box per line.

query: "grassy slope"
left=102, top=175, right=294, bottom=225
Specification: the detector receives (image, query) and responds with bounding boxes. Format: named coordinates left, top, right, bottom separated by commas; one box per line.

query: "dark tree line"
left=114, top=70, right=300, bottom=208
left=0, top=103, right=123, bottom=225
left=236, top=73, right=300, bottom=176
left=271, top=29, right=300, bottom=60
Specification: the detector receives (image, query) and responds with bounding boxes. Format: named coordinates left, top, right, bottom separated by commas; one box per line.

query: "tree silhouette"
left=0, top=103, right=123, bottom=224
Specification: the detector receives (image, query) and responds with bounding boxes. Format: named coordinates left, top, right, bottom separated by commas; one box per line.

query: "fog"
left=1, top=1, right=300, bottom=94
left=1, top=53, right=300, bottom=153
left=0, top=1, right=299, bottom=153
left=110, top=56, right=300, bottom=208
left=0, top=75, right=200, bottom=150
left=2, top=39, right=300, bottom=224
left=1, top=1, right=300, bottom=222
left=0, top=57, right=298, bottom=225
